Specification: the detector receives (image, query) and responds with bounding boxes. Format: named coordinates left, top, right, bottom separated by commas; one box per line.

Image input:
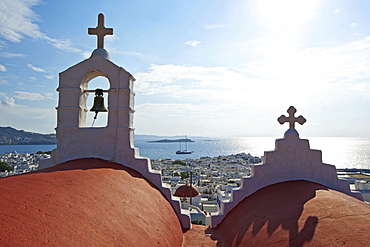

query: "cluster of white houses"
left=150, top=152, right=262, bottom=225
left=151, top=153, right=370, bottom=225
left=150, top=153, right=370, bottom=224
left=0, top=151, right=50, bottom=177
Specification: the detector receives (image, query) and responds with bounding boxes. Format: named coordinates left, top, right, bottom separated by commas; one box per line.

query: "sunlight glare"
left=255, top=0, right=320, bottom=30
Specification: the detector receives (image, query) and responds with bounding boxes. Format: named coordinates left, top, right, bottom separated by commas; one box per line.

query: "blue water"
left=1, top=137, right=370, bottom=169
left=137, top=137, right=370, bottom=169
left=0, top=145, right=57, bottom=155
left=134, top=137, right=277, bottom=161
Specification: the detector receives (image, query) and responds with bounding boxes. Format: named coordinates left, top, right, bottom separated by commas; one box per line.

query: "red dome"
left=209, top=180, right=370, bottom=246
left=174, top=184, right=200, bottom=197
left=0, top=158, right=184, bottom=247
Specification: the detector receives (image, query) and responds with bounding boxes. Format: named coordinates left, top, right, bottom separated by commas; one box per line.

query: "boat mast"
left=185, top=135, right=187, bottom=151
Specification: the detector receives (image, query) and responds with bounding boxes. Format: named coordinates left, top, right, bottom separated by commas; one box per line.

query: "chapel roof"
left=0, top=158, right=184, bottom=246
left=2, top=158, right=370, bottom=246
left=207, top=180, right=370, bottom=246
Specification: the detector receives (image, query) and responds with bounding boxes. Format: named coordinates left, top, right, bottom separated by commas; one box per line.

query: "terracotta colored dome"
left=208, top=180, right=370, bottom=246
left=174, top=184, right=200, bottom=197
left=0, top=158, right=184, bottom=247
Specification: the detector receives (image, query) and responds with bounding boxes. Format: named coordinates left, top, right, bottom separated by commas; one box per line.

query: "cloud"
left=235, top=33, right=370, bottom=122
left=0, top=41, right=6, bottom=49
left=108, top=48, right=159, bottom=62
left=0, top=102, right=56, bottom=133
left=350, top=22, right=358, bottom=28
left=112, top=50, right=145, bottom=57
left=27, top=64, right=45, bottom=73
left=333, top=9, right=340, bottom=14
left=135, top=64, right=253, bottom=110
left=43, top=36, right=80, bottom=53
left=0, top=52, right=25, bottom=58
left=44, top=75, right=55, bottom=80
left=184, top=40, right=201, bottom=47
left=135, top=103, right=225, bottom=136
left=1, top=96, right=16, bottom=106
left=136, top=64, right=248, bottom=90
left=205, top=24, right=227, bottom=30
left=134, top=33, right=370, bottom=137
left=82, top=51, right=91, bottom=59
left=0, top=94, right=55, bottom=134
left=247, top=36, right=370, bottom=82
left=0, top=64, right=6, bottom=72
left=14, top=91, right=52, bottom=101
left=0, top=0, right=80, bottom=53
left=134, top=101, right=276, bottom=137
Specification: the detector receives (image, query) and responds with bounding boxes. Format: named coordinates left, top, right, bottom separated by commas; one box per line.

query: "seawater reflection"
left=0, top=137, right=369, bottom=169
left=136, top=137, right=370, bottom=169
left=308, top=137, right=370, bottom=169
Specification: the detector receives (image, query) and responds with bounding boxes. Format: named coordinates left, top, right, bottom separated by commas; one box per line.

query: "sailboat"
left=176, top=135, right=193, bottom=154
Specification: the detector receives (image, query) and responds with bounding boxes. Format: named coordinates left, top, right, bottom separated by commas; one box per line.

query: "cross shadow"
left=206, top=180, right=324, bottom=247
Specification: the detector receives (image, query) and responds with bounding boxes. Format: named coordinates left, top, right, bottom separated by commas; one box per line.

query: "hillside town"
left=150, top=153, right=262, bottom=225
left=0, top=151, right=51, bottom=177
left=150, top=153, right=370, bottom=225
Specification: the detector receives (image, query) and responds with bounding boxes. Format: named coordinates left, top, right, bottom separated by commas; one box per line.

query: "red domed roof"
left=209, top=180, right=370, bottom=246
left=174, top=184, right=200, bottom=197
left=3, top=158, right=370, bottom=246
left=0, top=158, right=184, bottom=246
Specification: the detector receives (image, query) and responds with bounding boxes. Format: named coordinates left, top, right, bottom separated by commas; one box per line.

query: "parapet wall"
left=211, top=129, right=362, bottom=228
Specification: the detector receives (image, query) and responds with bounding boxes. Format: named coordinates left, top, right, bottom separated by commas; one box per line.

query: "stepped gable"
left=208, top=180, right=370, bottom=246
left=211, top=106, right=363, bottom=228
left=0, top=158, right=184, bottom=246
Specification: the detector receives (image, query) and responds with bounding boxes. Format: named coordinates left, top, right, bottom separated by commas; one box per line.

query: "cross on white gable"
left=88, top=13, right=113, bottom=49
left=278, top=106, right=306, bottom=130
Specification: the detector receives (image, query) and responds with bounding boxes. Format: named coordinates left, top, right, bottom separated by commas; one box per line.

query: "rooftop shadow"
left=206, top=180, right=325, bottom=247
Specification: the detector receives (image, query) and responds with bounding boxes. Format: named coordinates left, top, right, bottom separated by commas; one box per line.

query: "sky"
left=1, top=0, right=370, bottom=138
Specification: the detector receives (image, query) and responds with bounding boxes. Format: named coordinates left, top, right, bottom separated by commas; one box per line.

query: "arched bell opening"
left=79, top=74, right=110, bottom=128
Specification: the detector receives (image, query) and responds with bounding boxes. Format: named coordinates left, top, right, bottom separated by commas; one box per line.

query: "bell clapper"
left=91, top=111, right=99, bottom=127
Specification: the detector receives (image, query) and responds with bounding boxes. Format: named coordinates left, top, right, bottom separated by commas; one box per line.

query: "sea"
left=1, top=137, right=370, bottom=169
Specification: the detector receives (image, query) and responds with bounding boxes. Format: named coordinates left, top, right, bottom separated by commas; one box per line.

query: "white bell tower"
left=39, top=13, right=191, bottom=229
left=40, top=13, right=137, bottom=166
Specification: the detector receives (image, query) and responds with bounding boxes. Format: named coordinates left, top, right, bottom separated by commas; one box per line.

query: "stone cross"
left=88, top=13, right=113, bottom=49
left=278, top=106, right=306, bottom=130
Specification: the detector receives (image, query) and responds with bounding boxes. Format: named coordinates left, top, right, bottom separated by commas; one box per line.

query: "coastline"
left=1, top=137, right=370, bottom=169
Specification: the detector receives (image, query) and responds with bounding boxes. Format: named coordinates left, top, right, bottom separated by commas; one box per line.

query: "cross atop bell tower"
left=39, top=13, right=191, bottom=229
left=88, top=13, right=113, bottom=49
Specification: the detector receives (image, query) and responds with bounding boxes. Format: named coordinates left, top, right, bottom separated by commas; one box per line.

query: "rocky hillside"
left=0, top=127, right=56, bottom=145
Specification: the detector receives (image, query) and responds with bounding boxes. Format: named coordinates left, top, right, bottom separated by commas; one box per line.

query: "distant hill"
left=146, top=138, right=194, bottom=143
left=0, top=126, right=207, bottom=145
left=0, top=127, right=56, bottom=145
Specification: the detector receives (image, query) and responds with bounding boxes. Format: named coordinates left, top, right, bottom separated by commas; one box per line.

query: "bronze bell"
left=90, top=88, right=108, bottom=113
